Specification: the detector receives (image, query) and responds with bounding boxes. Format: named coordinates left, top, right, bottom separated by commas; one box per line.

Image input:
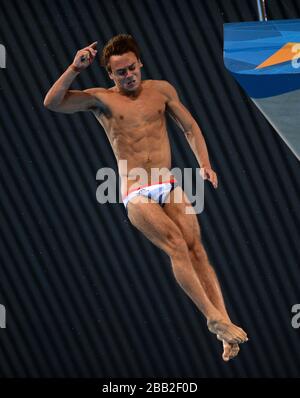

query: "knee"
left=167, top=231, right=188, bottom=258
left=189, top=241, right=208, bottom=264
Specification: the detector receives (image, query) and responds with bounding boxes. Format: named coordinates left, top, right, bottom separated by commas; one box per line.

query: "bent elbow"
left=43, top=97, right=57, bottom=111
left=185, top=121, right=200, bottom=137
left=184, top=127, right=194, bottom=138
left=43, top=96, right=52, bottom=109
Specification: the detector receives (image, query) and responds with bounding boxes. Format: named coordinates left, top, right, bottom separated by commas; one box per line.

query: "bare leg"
left=127, top=198, right=247, bottom=345
left=163, top=187, right=248, bottom=357
left=190, top=244, right=230, bottom=320
left=190, top=243, right=241, bottom=361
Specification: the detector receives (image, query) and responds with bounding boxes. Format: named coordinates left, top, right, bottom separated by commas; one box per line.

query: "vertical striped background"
left=0, top=0, right=299, bottom=377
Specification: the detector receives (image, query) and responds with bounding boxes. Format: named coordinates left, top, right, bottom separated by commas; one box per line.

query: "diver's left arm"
left=161, top=81, right=218, bottom=188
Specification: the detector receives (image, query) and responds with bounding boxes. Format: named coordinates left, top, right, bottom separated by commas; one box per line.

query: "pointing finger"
left=89, top=41, right=98, bottom=49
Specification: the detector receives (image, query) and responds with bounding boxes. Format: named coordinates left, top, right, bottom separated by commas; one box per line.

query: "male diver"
left=44, top=34, right=248, bottom=361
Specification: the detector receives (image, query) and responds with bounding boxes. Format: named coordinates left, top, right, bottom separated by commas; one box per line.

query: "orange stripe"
left=256, top=42, right=300, bottom=69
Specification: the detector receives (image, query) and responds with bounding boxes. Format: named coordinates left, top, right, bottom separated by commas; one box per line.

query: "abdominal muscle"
left=117, top=130, right=174, bottom=198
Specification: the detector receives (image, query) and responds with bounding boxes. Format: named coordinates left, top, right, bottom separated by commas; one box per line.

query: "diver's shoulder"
left=84, top=87, right=111, bottom=98
left=147, top=80, right=175, bottom=95
left=145, top=79, right=174, bottom=90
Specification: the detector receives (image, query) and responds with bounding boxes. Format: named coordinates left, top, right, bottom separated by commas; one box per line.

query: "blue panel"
left=224, top=19, right=300, bottom=98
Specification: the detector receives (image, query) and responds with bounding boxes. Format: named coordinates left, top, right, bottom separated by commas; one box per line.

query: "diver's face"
left=108, top=52, right=143, bottom=93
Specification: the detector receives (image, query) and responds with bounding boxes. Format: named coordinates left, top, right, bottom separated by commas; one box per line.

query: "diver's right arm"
left=44, top=41, right=100, bottom=113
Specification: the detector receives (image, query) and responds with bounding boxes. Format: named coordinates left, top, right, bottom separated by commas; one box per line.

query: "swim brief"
left=122, top=179, right=178, bottom=209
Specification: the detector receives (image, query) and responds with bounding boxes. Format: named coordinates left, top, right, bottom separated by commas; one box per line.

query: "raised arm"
left=44, top=41, right=104, bottom=114
left=160, top=81, right=218, bottom=188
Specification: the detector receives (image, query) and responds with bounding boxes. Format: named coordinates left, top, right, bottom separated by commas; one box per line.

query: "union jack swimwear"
left=122, top=179, right=178, bottom=209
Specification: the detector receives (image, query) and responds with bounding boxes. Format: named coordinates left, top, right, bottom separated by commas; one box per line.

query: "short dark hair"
left=101, top=34, right=141, bottom=72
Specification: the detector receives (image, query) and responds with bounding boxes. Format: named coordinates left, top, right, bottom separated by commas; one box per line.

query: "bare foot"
left=207, top=318, right=248, bottom=344
left=222, top=340, right=240, bottom=362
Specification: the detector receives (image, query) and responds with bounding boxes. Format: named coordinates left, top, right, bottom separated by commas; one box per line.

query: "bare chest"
left=106, top=90, right=166, bottom=126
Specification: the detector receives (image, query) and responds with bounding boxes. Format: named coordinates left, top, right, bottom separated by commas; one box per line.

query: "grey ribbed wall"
left=0, top=0, right=299, bottom=377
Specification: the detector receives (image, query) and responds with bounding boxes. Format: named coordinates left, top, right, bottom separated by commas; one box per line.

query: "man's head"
left=101, top=34, right=143, bottom=93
